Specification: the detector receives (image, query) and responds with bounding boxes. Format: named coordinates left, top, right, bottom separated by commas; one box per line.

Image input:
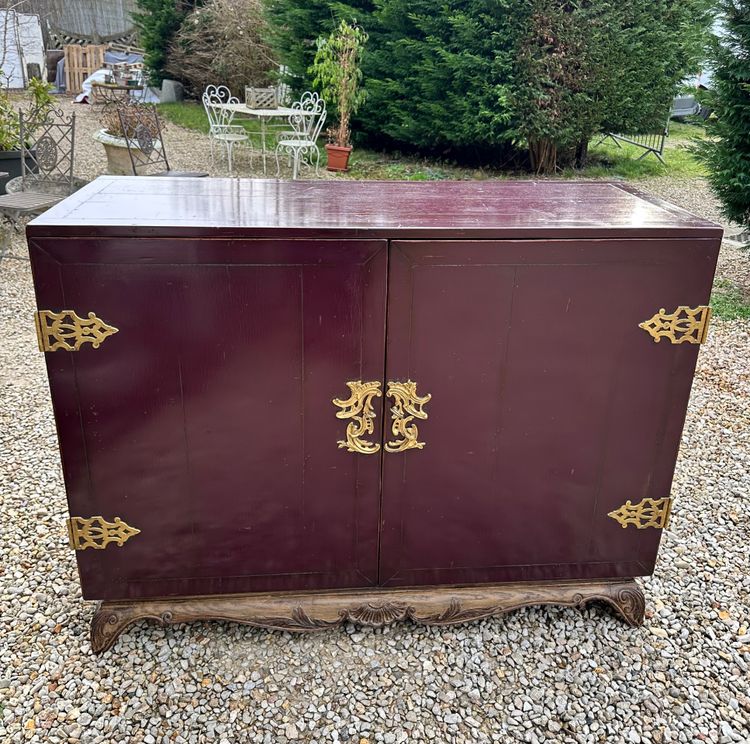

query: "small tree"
left=309, top=19, right=368, bottom=147
left=511, top=0, right=598, bottom=174
left=511, top=0, right=712, bottom=174
left=697, top=0, right=750, bottom=227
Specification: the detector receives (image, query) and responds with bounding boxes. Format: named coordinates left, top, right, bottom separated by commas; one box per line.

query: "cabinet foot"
left=90, top=579, right=645, bottom=653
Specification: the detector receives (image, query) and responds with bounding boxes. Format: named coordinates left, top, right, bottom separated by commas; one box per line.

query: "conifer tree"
left=698, top=1, right=750, bottom=227
left=265, top=1, right=373, bottom=92
left=133, top=0, right=203, bottom=85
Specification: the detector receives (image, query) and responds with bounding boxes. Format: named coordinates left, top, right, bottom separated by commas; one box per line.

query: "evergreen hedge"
left=697, top=1, right=750, bottom=227
left=267, top=0, right=713, bottom=168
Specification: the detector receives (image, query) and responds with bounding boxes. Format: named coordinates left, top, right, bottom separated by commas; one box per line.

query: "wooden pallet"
left=64, top=44, right=106, bottom=94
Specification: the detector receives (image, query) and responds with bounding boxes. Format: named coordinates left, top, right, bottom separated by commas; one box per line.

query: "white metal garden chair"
left=202, top=85, right=250, bottom=174
left=274, top=92, right=326, bottom=180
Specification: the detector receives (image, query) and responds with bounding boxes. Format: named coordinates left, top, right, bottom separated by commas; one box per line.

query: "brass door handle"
left=333, top=381, right=382, bottom=454
left=385, top=380, right=431, bottom=453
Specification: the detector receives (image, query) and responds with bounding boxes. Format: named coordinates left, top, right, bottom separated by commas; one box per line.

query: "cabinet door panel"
left=380, top=239, right=717, bottom=586
left=30, top=238, right=387, bottom=600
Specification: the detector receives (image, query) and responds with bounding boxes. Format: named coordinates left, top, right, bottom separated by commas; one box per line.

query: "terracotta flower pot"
left=325, top=144, right=353, bottom=172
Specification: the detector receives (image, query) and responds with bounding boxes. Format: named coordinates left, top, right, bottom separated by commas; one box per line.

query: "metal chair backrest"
left=117, top=101, right=171, bottom=176
left=287, top=92, right=326, bottom=141
left=202, top=85, right=238, bottom=133
left=20, top=107, right=76, bottom=195
left=276, top=80, right=292, bottom=107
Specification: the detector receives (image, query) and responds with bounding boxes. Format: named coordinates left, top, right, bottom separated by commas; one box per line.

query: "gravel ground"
left=1, top=97, right=749, bottom=744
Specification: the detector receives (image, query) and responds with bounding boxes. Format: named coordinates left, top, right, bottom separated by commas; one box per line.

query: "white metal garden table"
left=214, top=103, right=315, bottom=175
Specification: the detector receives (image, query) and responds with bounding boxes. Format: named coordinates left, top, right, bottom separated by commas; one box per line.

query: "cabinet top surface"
left=28, top=177, right=721, bottom=239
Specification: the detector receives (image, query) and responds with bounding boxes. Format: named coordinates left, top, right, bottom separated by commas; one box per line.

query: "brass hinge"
left=35, top=309, right=119, bottom=352
left=608, top=497, right=672, bottom=530
left=639, top=305, right=711, bottom=345
left=67, top=516, right=141, bottom=550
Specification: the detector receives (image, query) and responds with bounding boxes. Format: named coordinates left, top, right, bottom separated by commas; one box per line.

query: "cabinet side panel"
left=27, top=242, right=92, bottom=594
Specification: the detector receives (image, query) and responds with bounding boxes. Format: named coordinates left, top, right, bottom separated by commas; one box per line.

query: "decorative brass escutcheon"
left=385, top=380, right=432, bottom=453
left=35, top=309, right=119, bottom=352
left=332, top=381, right=382, bottom=454
left=639, top=305, right=711, bottom=345
left=608, top=497, right=672, bottom=529
left=67, top=516, right=141, bottom=550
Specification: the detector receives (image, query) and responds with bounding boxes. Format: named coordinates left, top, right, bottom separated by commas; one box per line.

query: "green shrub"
left=361, top=0, right=515, bottom=158
left=0, top=79, right=55, bottom=151
left=696, top=0, right=750, bottom=227
left=133, top=0, right=203, bottom=86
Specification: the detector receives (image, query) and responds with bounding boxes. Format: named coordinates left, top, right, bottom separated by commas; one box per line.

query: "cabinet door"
left=30, top=237, right=387, bottom=600
left=380, top=239, right=717, bottom=587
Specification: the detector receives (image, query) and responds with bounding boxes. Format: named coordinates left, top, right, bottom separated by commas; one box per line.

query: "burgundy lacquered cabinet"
left=26, top=178, right=722, bottom=652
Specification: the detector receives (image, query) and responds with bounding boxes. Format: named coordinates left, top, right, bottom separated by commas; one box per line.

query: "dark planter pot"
left=325, top=144, right=353, bottom=172
left=0, top=149, right=36, bottom=194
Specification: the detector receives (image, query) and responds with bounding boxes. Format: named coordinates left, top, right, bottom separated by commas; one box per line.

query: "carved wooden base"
left=91, top=579, right=644, bottom=653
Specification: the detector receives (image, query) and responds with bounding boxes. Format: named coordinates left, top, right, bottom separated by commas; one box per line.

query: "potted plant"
left=310, top=19, right=368, bottom=172
left=93, top=103, right=162, bottom=175
left=0, top=78, right=55, bottom=193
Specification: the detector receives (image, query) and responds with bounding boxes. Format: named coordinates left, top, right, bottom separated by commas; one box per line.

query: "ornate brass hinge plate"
left=385, top=380, right=432, bottom=453
left=67, top=516, right=141, bottom=550
left=639, top=305, right=711, bottom=345
left=608, top=498, right=672, bottom=529
left=333, top=380, right=382, bottom=454
left=35, top=309, right=119, bottom=352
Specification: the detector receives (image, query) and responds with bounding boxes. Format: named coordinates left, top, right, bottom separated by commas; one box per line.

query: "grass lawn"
left=160, top=101, right=708, bottom=181
left=160, top=101, right=262, bottom=136
left=711, top=278, right=750, bottom=320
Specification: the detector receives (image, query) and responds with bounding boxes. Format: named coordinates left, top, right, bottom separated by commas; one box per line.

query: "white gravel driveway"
left=0, top=97, right=749, bottom=744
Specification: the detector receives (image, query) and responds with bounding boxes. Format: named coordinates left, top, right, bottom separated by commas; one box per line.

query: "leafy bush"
left=600, top=0, right=712, bottom=136
left=0, top=78, right=55, bottom=151
left=696, top=0, right=750, bottom=227
left=167, top=0, right=277, bottom=98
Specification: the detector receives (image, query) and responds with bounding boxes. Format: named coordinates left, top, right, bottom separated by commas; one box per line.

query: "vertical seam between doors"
left=376, top=241, right=391, bottom=585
